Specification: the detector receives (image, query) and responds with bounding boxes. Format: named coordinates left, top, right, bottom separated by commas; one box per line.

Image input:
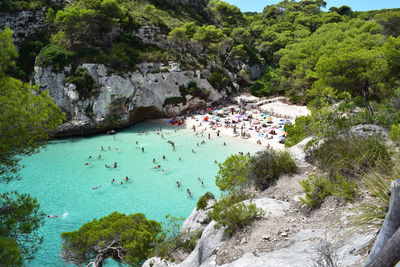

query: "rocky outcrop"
left=143, top=220, right=226, bottom=267
left=34, top=62, right=228, bottom=136
left=0, top=8, right=47, bottom=46
left=181, top=199, right=215, bottom=233
left=135, top=25, right=168, bottom=48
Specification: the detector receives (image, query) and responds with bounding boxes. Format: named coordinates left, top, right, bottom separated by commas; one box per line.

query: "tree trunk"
left=365, top=179, right=400, bottom=266
left=363, top=87, right=373, bottom=114
left=365, top=227, right=400, bottom=267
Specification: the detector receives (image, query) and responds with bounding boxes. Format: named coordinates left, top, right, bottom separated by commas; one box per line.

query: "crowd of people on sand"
left=167, top=103, right=292, bottom=149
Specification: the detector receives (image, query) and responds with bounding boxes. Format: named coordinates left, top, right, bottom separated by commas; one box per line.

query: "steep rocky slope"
left=143, top=139, right=374, bottom=267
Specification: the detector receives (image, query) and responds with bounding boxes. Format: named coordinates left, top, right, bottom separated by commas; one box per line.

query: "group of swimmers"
left=111, top=176, right=129, bottom=185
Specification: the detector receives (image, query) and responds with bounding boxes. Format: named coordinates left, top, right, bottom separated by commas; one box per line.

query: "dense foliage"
left=0, top=192, right=46, bottom=266
left=215, top=150, right=297, bottom=193
left=61, top=212, right=162, bottom=266
left=0, top=28, right=63, bottom=266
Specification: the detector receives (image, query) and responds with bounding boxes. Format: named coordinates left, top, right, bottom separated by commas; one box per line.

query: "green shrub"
left=155, top=230, right=202, bottom=260
left=246, top=150, right=297, bottom=190
left=285, top=116, right=313, bottom=147
left=216, top=154, right=250, bottom=193
left=154, top=215, right=202, bottom=261
left=332, top=175, right=358, bottom=200
left=66, top=67, right=95, bottom=98
left=36, top=45, right=75, bottom=71
left=207, top=195, right=265, bottom=236
left=390, top=123, right=400, bottom=143
left=250, top=68, right=281, bottom=97
left=300, top=174, right=358, bottom=209
left=209, top=69, right=231, bottom=90
left=196, top=192, right=215, bottom=210
left=276, top=150, right=298, bottom=174
left=310, top=136, right=392, bottom=178
left=300, top=174, right=334, bottom=209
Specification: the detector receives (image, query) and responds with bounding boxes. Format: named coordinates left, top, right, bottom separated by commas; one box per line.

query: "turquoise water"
left=0, top=121, right=260, bottom=266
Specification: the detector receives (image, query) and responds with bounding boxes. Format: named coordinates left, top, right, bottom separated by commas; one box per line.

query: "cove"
left=0, top=121, right=261, bottom=266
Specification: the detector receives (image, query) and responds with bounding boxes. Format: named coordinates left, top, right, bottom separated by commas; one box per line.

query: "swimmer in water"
left=85, top=162, right=91, bottom=166
left=136, top=141, right=138, bottom=145
left=197, top=177, right=202, bottom=181
left=153, top=165, right=161, bottom=169
left=214, top=160, right=218, bottom=164
left=142, top=147, right=144, bottom=152
left=101, top=146, right=104, bottom=150
left=201, top=181, right=204, bottom=187
left=47, top=215, right=58, bottom=218
left=223, top=142, right=226, bottom=146
left=120, top=182, right=123, bottom=185
left=88, top=156, right=92, bottom=159
left=187, top=189, right=193, bottom=197
left=112, top=179, right=116, bottom=183
left=162, top=155, right=166, bottom=160
left=108, top=146, right=111, bottom=150
left=192, top=149, right=196, bottom=153
left=114, top=162, right=118, bottom=168
left=125, top=176, right=129, bottom=181
left=176, top=181, right=181, bottom=188
left=92, top=186, right=102, bottom=190
left=98, top=155, right=102, bottom=159
left=197, top=143, right=199, bottom=146
left=152, top=158, right=156, bottom=163
left=179, top=157, right=182, bottom=161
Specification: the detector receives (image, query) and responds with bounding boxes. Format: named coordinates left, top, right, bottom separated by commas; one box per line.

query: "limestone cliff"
left=34, top=62, right=229, bottom=136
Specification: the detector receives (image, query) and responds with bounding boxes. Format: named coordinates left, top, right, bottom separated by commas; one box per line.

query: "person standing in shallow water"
left=114, top=162, right=117, bottom=168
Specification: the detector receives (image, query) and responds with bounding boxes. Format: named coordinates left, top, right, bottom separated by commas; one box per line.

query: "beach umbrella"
left=262, top=113, right=269, bottom=117
left=278, top=136, right=285, bottom=140
left=217, top=110, right=225, bottom=115
left=203, top=116, right=209, bottom=121
left=230, top=107, right=236, bottom=111
left=206, top=108, right=213, bottom=111
left=213, top=116, right=221, bottom=121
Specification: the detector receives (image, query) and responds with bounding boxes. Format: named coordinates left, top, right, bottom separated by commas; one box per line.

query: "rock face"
left=181, top=199, right=215, bottom=233
left=135, top=25, right=168, bottom=48
left=143, top=221, right=226, bottom=267
left=0, top=8, right=47, bottom=46
left=34, top=62, right=227, bottom=136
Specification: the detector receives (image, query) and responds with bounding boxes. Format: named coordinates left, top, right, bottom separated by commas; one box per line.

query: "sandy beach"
left=154, top=96, right=310, bottom=151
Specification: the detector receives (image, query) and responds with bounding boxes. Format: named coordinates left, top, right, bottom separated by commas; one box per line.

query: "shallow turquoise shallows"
left=0, top=122, right=260, bottom=266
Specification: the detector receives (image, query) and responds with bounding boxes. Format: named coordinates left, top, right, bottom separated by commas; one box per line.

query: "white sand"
left=154, top=97, right=309, bottom=151
left=259, top=102, right=310, bottom=119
